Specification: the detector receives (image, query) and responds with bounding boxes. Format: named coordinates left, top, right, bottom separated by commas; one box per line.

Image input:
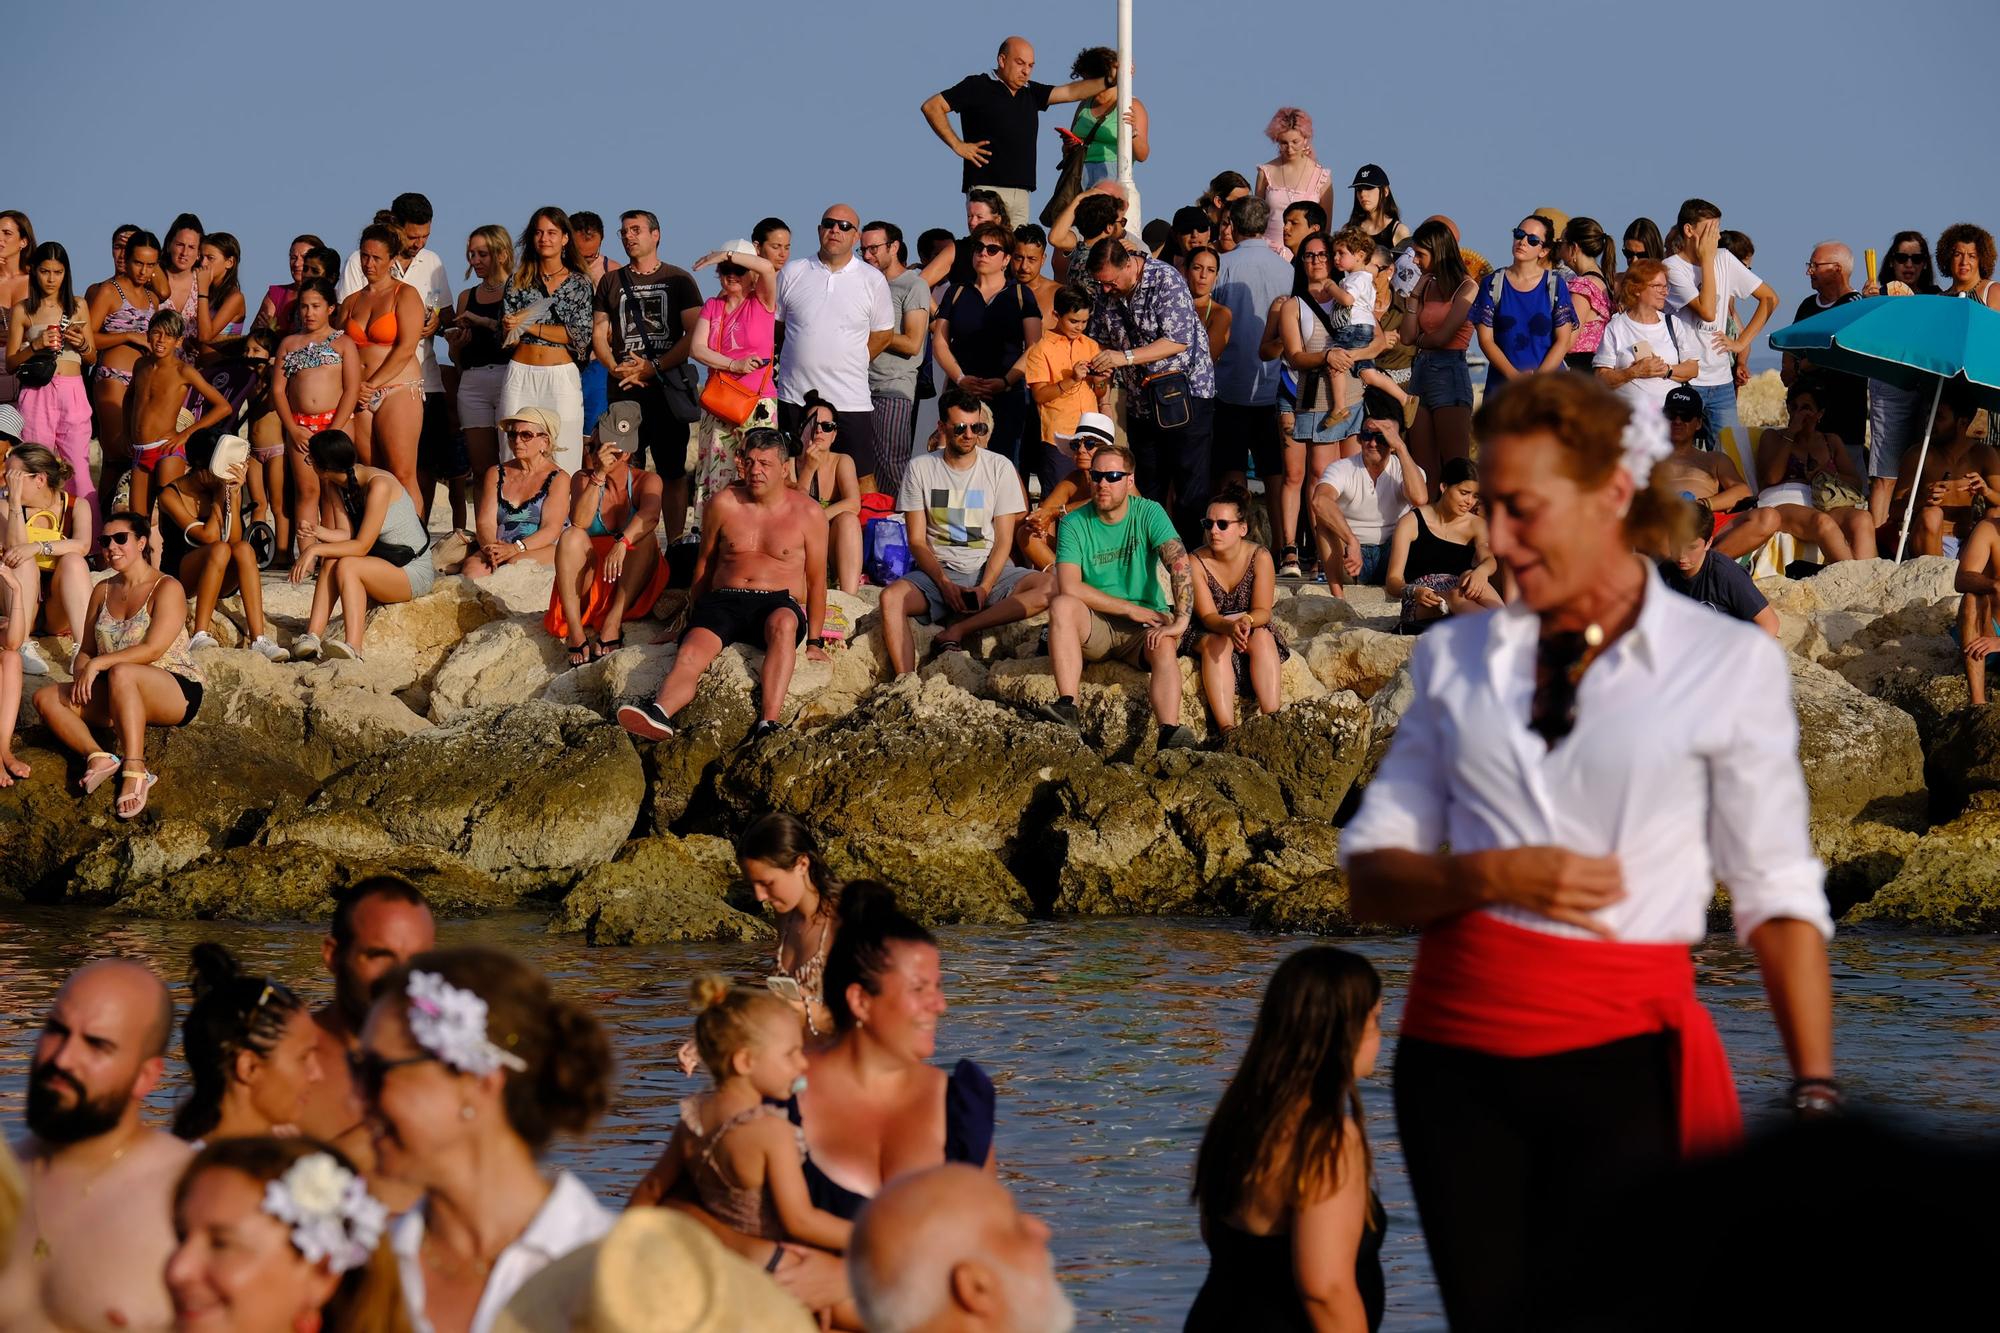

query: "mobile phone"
left=766, top=975, right=803, bottom=1002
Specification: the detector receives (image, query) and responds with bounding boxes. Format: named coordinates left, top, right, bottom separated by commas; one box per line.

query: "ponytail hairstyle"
left=1407, top=218, right=1468, bottom=294
left=358, top=223, right=402, bottom=264
left=9, top=442, right=73, bottom=491
left=1192, top=947, right=1381, bottom=1225
left=1562, top=216, right=1612, bottom=281
left=688, top=975, right=796, bottom=1077
left=1472, top=371, right=1692, bottom=556
left=1208, top=480, right=1255, bottom=526
left=735, top=812, right=842, bottom=920
left=173, top=943, right=305, bottom=1141
left=380, top=948, right=612, bottom=1152
left=821, top=881, right=936, bottom=1033
left=175, top=1137, right=412, bottom=1333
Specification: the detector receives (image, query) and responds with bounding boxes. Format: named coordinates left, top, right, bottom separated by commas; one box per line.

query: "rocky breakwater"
left=3, top=553, right=1991, bottom=936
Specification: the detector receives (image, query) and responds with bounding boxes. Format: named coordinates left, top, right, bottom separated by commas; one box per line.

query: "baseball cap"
left=1350, top=164, right=1390, bottom=190
left=501, top=406, right=562, bottom=441
left=717, top=238, right=758, bottom=260
left=1058, top=412, right=1117, bottom=449
left=0, top=404, right=23, bottom=442
left=594, top=400, right=643, bottom=448
left=1664, top=385, right=1705, bottom=419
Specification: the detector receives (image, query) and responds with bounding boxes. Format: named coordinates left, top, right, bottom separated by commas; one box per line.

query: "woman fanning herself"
left=354, top=948, right=614, bottom=1333
left=1181, top=483, right=1286, bottom=734
left=173, top=944, right=322, bottom=1144
left=32, top=510, right=203, bottom=819
left=336, top=224, right=426, bottom=507
left=6, top=242, right=97, bottom=526
left=290, top=430, right=433, bottom=662
left=87, top=229, right=163, bottom=510
left=270, top=278, right=360, bottom=556
left=1186, top=947, right=1386, bottom=1333
left=168, top=1137, right=407, bottom=1333
left=155, top=430, right=289, bottom=657
left=459, top=406, right=570, bottom=580
left=498, top=207, right=595, bottom=471
left=1383, top=457, right=1504, bottom=635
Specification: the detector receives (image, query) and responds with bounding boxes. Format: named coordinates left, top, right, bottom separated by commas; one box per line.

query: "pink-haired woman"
left=1253, top=107, right=1333, bottom=258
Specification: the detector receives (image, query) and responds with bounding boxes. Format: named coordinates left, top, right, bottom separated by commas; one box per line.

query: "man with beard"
left=295, top=876, right=435, bottom=1208
left=849, top=1164, right=1075, bottom=1333
left=0, top=959, right=188, bottom=1333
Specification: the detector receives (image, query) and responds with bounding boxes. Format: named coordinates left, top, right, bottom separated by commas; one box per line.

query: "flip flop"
left=567, top=640, right=592, bottom=669
left=115, top=766, right=157, bottom=820
left=80, top=751, right=121, bottom=795
left=591, top=636, right=624, bottom=661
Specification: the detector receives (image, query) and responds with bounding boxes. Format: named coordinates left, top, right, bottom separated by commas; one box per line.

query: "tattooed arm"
left=1160, top=538, right=1193, bottom=635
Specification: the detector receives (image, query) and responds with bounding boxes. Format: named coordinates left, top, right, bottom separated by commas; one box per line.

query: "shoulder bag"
left=621, top=268, right=702, bottom=423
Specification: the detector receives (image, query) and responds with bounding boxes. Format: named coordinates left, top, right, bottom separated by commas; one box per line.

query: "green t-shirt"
left=1055, top=496, right=1178, bottom=614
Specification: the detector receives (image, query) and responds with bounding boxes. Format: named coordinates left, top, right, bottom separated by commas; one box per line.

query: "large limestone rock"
left=197, top=649, right=430, bottom=781
left=1789, top=659, right=1925, bottom=821
left=1270, top=588, right=1359, bottom=643
left=819, top=836, right=1032, bottom=925
left=428, top=617, right=569, bottom=722
left=1846, top=797, right=2000, bottom=932
left=1142, top=749, right=1290, bottom=884
left=339, top=577, right=509, bottom=699
left=121, top=842, right=512, bottom=921
left=555, top=835, right=769, bottom=944
left=1303, top=627, right=1412, bottom=699
left=1924, top=705, right=2000, bottom=820
left=1812, top=806, right=1925, bottom=917
left=1219, top=693, right=1372, bottom=821
left=269, top=702, right=643, bottom=895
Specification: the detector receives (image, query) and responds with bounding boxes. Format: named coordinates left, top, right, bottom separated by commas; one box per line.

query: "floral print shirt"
left=505, top=271, right=596, bottom=366
left=1085, top=255, right=1215, bottom=415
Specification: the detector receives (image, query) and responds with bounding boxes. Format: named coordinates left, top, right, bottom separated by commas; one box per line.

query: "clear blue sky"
left=16, top=0, right=1998, bottom=372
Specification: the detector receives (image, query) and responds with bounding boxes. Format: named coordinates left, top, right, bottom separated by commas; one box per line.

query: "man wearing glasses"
left=1309, top=406, right=1427, bottom=589
left=1037, top=439, right=1199, bottom=749
left=774, top=204, right=895, bottom=493
left=1781, top=242, right=1868, bottom=478
left=878, top=389, right=1050, bottom=676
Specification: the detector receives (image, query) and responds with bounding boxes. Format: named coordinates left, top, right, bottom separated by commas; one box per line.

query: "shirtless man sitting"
left=295, top=876, right=436, bottom=1214
left=1883, top=385, right=2000, bottom=559
left=126, top=308, right=230, bottom=522
left=0, top=959, right=192, bottom=1333
left=619, top=426, right=829, bottom=742
left=1659, top=385, right=1856, bottom=563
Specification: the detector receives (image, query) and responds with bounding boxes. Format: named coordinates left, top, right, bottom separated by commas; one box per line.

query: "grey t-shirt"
left=868, top=268, right=931, bottom=400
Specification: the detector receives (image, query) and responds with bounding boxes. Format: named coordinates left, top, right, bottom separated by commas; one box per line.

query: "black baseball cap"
left=1350, top=164, right=1390, bottom=190
left=1664, top=385, right=1704, bottom=419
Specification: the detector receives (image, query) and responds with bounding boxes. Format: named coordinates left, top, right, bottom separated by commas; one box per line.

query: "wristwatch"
left=1789, top=1077, right=1842, bottom=1115
left=1124, top=349, right=1134, bottom=366
left=513, top=538, right=526, bottom=552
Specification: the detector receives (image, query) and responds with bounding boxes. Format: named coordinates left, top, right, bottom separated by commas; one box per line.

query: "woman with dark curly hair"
left=1938, top=222, right=2000, bottom=309
left=172, top=944, right=321, bottom=1144
left=1068, top=46, right=1147, bottom=190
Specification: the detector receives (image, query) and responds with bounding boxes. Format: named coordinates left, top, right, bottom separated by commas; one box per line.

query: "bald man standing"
left=848, top=1164, right=1075, bottom=1333
left=0, top=959, right=192, bottom=1333
left=775, top=204, right=897, bottom=492
left=922, top=37, right=1111, bottom=232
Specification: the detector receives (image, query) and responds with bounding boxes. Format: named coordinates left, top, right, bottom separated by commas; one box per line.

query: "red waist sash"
left=1401, top=910, right=1742, bottom=1158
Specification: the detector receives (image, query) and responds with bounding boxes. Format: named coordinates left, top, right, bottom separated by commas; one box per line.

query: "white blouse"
left=392, top=1171, right=612, bottom=1333
left=1340, top=562, right=1833, bottom=946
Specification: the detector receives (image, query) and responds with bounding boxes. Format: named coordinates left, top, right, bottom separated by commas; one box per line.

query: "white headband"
left=261, top=1153, right=389, bottom=1274
left=405, top=970, right=528, bottom=1078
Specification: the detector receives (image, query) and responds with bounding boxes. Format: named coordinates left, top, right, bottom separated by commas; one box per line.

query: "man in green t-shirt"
left=1039, top=442, right=1198, bottom=747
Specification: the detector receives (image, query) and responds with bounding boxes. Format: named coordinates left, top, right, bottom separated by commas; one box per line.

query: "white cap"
left=717, top=239, right=758, bottom=260
left=1057, top=412, right=1117, bottom=447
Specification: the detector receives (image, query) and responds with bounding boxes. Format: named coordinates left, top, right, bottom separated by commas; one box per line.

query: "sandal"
left=80, top=751, right=121, bottom=795
left=1278, top=546, right=1304, bottom=580
left=591, top=635, right=624, bottom=661
left=116, top=765, right=157, bottom=820
left=931, top=637, right=967, bottom=658
left=566, top=638, right=592, bottom=669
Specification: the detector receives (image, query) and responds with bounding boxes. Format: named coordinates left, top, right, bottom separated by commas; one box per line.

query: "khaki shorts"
left=1082, top=610, right=1155, bottom=665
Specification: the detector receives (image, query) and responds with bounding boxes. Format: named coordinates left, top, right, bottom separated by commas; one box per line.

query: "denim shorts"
left=1411, top=350, right=1474, bottom=409
left=1333, top=324, right=1376, bottom=375
left=1294, top=402, right=1364, bottom=443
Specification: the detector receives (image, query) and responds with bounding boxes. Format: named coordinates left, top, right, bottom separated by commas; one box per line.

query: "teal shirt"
left=1056, top=496, right=1179, bottom=614
left=1072, top=102, right=1119, bottom=165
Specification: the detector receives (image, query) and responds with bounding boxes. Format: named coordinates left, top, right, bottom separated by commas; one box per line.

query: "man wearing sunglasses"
left=774, top=203, right=896, bottom=494
left=1309, top=404, right=1427, bottom=589
left=1037, top=441, right=1199, bottom=748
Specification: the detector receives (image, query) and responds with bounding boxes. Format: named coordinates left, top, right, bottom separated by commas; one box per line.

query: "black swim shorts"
left=683, top=587, right=808, bottom=649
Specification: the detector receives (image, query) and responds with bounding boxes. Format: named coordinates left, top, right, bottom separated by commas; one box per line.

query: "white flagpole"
left=1116, top=0, right=1139, bottom=224
left=1894, top=378, right=1947, bottom=563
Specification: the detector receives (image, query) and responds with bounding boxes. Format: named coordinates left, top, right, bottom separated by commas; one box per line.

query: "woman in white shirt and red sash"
left=1341, top=372, right=1838, bottom=1331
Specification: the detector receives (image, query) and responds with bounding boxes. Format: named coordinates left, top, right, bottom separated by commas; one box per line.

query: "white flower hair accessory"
left=1620, top=407, right=1673, bottom=489
left=261, top=1153, right=389, bottom=1274
left=405, top=970, right=528, bottom=1077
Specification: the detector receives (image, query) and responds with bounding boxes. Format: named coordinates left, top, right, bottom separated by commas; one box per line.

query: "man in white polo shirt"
left=1309, top=408, right=1428, bottom=588
left=775, top=202, right=895, bottom=492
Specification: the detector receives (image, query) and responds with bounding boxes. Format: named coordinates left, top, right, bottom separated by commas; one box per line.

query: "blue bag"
left=864, top=518, right=911, bottom=586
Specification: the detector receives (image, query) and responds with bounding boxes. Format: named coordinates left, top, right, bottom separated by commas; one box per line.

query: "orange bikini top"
left=344, top=307, right=398, bottom=347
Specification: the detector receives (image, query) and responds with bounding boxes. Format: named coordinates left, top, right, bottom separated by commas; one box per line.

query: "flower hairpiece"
left=405, top=970, right=528, bottom=1077
left=261, top=1153, right=388, bottom=1274
left=1620, top=408, right=1673, bottom=488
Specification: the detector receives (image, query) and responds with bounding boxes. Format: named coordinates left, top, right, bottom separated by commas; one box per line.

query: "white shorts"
left=498, top=360, right=584, bottom=472
left=456, top=364, right=508, bottom=430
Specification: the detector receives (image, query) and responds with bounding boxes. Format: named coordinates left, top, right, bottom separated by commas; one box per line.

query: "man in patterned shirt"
left=1084, top=237, right=1216, bottom=543
left=878, top=388, right=1053, bottom=675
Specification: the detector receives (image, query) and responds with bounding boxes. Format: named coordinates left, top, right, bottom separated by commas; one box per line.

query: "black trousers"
left=1128, top=394, right=1214, bottom=544
left=1394, top=1033, right=1679, bottom=1333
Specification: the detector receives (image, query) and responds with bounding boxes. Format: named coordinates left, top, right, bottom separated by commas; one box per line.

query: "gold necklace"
left=29, top=1136, right=132, bottom=1264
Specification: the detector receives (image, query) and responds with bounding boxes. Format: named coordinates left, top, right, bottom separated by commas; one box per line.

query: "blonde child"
left=1327, top=227, right=1410, bottom=416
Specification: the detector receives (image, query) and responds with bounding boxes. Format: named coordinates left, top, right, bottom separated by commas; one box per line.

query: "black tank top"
left=1404, top=506, right=1478, bottom=580
left=1185, top=1191, right=1387, bottom=1332
left=460, top=292, right=506, bottom=369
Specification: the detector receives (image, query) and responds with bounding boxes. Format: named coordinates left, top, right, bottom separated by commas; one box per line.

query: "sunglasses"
left=1199, top=517, right=1239, bottom=530
left=347, top=1050, right=438, bottom=1101
left=717, top=263, right=746, bottom=278
left=808, top=418, right=839, bottom=434
left=1623, top=248, right=1648, bottom=262
left=1357, top=429, right=1387, bottom=446
left=104, top=530, right=138, bottom=547
left=1089, top=469, right=1130, bottom=483
left=947, top=421, right=990, bottom=437
left=1512, top=229, right=1549, bottom=248
left=505, top=428, right=548, bottom=441
left=1893, top=252, right=1924, bottom=264
left=819, top=218, right=856, bottom=233
left=974, top=243, right=1009, bottom=257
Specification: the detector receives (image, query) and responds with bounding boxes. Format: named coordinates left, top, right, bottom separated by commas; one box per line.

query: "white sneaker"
left=249, top=636, right=290, bottom=663
left=189, top=631, right=219, bottom=652
left=17, top=640, right=49, bottom=676
left=323, top=638, right=361, bottom=662
left=291, top=632, right=321, bottom=660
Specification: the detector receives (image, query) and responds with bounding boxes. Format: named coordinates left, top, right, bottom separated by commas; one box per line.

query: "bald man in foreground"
left=848, top=1164, right=1075, bottom=1333
left=0, top=959, right=191, bottom=1333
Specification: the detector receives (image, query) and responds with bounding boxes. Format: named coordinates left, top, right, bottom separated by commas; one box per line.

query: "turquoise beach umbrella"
left=1770, top=295, right=2000, bottom=559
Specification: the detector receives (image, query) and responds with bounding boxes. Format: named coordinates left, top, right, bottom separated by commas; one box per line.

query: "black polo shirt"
left=941, top=72, right=1054, bottom=193
left=1789, top=291, right=1867, bottom=451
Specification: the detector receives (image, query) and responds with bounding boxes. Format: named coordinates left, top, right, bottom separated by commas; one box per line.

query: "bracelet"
left=807, top=637, right=828, bottom=650
left=513, top=539, right=526, bottom=552
left=1788, top=1077, right=1843, bottom=1114
left=765, top=1243, right=784, bottom=1273
left=617, top=536, right=633, bottom=549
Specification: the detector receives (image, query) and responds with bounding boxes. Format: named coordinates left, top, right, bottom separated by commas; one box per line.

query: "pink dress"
left=1259, top=160, right=1332, bottom=257
left=1567, top=273, right=1613, bottom=355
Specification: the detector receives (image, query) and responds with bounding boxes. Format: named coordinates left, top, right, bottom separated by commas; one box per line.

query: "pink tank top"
left=1566, top=273, right=1613, bottom=354
left=703, top=295, right=776, bottom=400
left=1259, top=160, right=1332, bottom=255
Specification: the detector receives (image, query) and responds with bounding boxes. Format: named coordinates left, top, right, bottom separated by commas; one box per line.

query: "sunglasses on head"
left=974, top=243, right=1009, bottom=257
left=1089, top=468, right=1130, bottom=483
left=819, top=218, right=856, bottom=233
left=347, top=1049, right=438, bottom=1101
left=104, top=530, right=137, bottom=547
left=947, top=421, right=990, bottom=437
left=1512, top=228, right=1549, bottom=247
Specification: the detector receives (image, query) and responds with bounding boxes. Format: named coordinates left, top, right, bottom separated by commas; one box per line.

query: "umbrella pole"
left=1894, top=379, right=1946, bottom=563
